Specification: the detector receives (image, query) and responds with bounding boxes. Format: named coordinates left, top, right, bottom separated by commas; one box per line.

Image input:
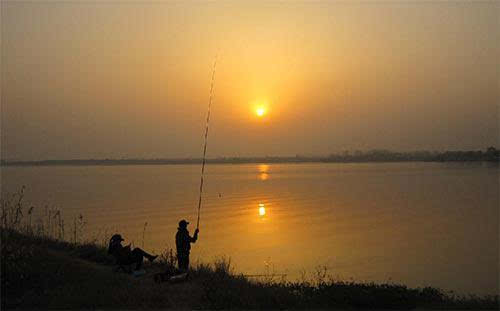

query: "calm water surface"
left=2, top=163, right=498, bottom=295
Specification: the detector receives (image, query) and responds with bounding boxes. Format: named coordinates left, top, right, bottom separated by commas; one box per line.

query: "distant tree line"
left=1, top=147, right=498, bottom=166
left=324, top=146, right=500, bottom=163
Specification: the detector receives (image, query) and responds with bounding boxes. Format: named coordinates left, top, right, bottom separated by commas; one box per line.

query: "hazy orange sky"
left=2, top=1, right=498, bottom=160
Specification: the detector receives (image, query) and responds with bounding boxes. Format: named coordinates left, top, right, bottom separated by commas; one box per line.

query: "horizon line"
left=2, top=147, right=498, bottom=166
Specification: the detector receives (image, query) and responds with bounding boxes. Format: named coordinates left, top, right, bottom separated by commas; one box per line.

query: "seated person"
left=108, top=234, right=158, bottom=272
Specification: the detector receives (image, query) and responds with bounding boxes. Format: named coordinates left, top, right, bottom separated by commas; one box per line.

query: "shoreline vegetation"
left=1, top=147, right=499, bottom=167
left=2, top=190, right=499, bottom=309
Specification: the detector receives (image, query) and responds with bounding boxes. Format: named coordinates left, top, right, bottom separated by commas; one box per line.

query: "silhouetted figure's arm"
left=190, top=229, right=199, bottom=243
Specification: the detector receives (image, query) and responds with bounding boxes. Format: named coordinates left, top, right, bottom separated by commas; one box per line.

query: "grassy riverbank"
left=1, top=189, right=498, bottom=309
left=2, top=229, right=498, bottom=310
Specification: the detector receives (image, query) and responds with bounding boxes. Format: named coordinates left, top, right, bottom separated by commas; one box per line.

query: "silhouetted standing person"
left=175, top=219, right=199, bottom=271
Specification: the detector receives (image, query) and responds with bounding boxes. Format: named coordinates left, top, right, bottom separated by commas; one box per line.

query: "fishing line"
left=196, top=55, right=218, bottom=230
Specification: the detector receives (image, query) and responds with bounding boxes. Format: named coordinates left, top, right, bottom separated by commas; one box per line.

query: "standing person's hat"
left=179, top=220, right=189, bottom=228
left=111, top=234, right=124, bottom=242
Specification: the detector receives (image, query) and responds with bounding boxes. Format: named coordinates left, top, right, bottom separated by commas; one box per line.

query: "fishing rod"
left=196, top=55, right=218, bottom=230
left=243, top=274, right=287, bottom=278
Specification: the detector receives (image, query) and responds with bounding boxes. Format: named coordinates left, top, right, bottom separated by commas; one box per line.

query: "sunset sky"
left=2, top=1, right=498, bottom=160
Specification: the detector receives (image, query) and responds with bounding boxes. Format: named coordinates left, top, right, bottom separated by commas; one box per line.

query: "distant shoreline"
left=2, top=147, right=499, bottom=166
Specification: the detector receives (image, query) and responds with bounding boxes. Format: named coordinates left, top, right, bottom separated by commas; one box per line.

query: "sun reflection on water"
left=259, top=203, right=266, bottom=216
left=258, top=164, right=269, bottom=173
left=258, top=164, right=270, bottom=181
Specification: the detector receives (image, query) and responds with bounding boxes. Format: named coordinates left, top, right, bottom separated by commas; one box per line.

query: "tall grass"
left=1, top=187, right=88, bottom=243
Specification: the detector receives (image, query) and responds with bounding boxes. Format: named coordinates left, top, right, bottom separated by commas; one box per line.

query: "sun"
left=251, top=99, right=270, bottom=118
left=256, top=107, right=266, bottom=117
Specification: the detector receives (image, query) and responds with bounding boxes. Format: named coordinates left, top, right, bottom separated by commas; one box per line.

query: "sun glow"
left=252, top=99, right=269, bottom=118
left=256, top=107, right=266, bottom=117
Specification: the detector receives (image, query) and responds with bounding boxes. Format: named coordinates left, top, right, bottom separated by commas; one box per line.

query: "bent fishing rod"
left=196, top=55, right=218, bottom=230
